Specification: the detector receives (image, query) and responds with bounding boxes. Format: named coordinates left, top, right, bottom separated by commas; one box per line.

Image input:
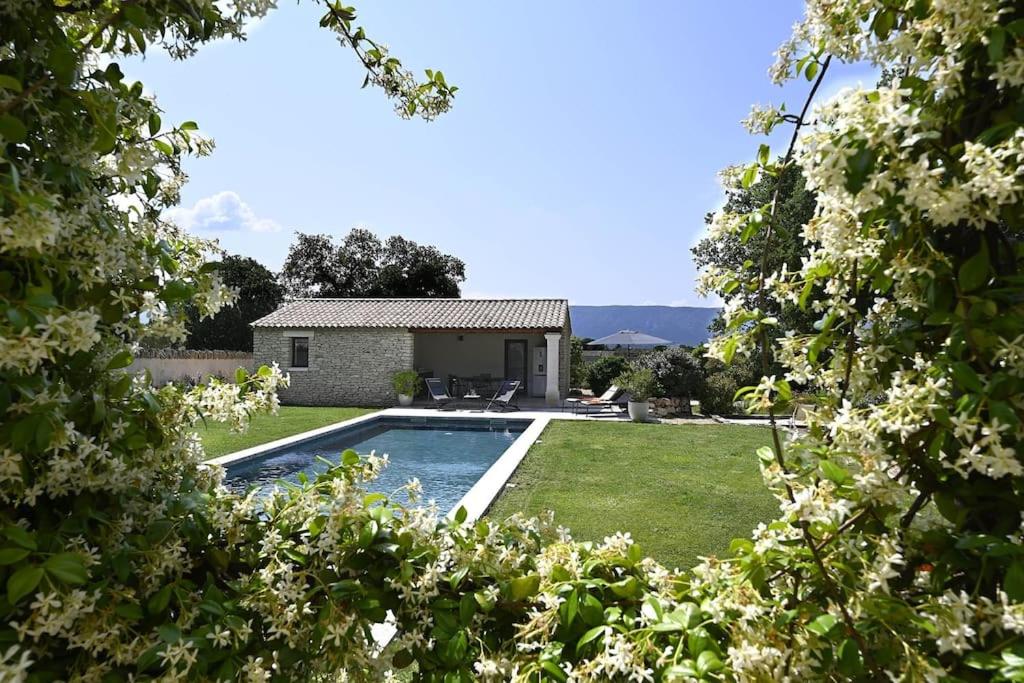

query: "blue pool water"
left=224, top=417, right=530, bottom=511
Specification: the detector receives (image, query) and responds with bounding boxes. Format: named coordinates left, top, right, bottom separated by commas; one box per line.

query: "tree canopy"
left=693, top=162, right=817, bottom=335
left=186, top=255, right=285, bottom=351
left=280, top=228, right=466, bottom=298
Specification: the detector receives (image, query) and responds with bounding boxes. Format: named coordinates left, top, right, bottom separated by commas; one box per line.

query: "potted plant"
left=391, top=370, right=421, bottom=407
left=615, top=367, right=657, bottom=422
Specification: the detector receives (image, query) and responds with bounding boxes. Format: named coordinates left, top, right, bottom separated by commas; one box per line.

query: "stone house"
left=251, top=298, right=572, bottom=407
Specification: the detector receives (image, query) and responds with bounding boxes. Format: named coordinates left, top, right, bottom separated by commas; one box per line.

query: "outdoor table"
left=460, top=392, right=484, bottom=411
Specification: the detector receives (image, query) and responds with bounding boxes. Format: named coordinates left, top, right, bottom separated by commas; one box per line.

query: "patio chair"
left=566, top=385, right=627, bottom=415
left=425, top=377, right=456, bottom=410
left=485, top=380, right=521, bottom=412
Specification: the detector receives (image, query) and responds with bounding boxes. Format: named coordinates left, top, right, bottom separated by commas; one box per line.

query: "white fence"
left=129, top=350, right=254, bottom=385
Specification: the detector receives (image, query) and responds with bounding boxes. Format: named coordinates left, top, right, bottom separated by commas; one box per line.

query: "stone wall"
left=253, top=327, right=414, bottom=406
left=649, top=397, right=693, bottom=418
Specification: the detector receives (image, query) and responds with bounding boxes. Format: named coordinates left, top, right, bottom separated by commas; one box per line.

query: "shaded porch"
left=411, top=328, right=566, bottom=406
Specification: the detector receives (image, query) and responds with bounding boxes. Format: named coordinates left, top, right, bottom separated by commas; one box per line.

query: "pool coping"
left=205, top=408, right=551, bottom=522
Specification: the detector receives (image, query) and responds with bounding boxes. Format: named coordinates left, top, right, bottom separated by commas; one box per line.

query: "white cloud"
left=166, top=190, right=281, bottom=233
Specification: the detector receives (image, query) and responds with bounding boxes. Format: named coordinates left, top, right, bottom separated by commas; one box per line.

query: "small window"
left=290, top=337, right=309, bottom=368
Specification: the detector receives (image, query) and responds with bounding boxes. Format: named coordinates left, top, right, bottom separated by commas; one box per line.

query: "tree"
left=186, top=255, right=285, bottom=350
left=633, top=346, right=704, bottom=404
left=693, top=161, right=817, bottom=335
left=569, top=336, right=586, bottom=388
left=377, top=235, right=465, bottom=297
left=280, top=228, right=465, bottom=298
left=585, top=355, right=628, bottom=396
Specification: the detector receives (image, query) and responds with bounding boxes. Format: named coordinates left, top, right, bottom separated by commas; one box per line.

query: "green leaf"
left=696, top=650, right=723, bottom=675
left=342, top=449, right=360, bottom=466
left=106, top=350, right=134, bottom=370
left=454, top=506, right=468, bottom=524
left=688, top=627, right=713, bottom=656
left=989, top=26, right=1007, bottom=62
left=0, top=548, right=30, bottom=565
left=741, top=164, right=758, bottom=189
left=965, top=651, right=1002, bottom=670
left=0, top=75, right=22, bottom=92
left=1005, top=561, right=1024, bottom=601
left=540, top=660, right=567, bottom=681
left=5, top=526, right=37, bottom=550
left=7, top=566, right=43, bottom=604
left=959, top=244, right=990, bottom=292
left=115, top=602, right=144, bottom=620
left=576, top=625, right=607, bottom=654
left=0, top=114, right=27, bottom=143
left=872, top=9, right=895, bottom=39
left=147, top=585, right=173, bottom=614
left=459, top=593, right=476, bottom=626
left=392, top=649, right=414, bottom=669
left=507, top=574, right=540, bottom=601
left=820, top=460, right=851, bottom=485
left=951, top=362, right=985, bottom=393
left=838, top=638, right=864, bottom=676
left=160, top=280, right=192, bottom=303
left=807, top=613, right=838, bottom=637
left=158, top=624, right=181, bottom=643
left=44, top=553, right=88, bottom=585
left=845, top=145, right=876, bottom=193
left=579, top=592, right=604, bottom=625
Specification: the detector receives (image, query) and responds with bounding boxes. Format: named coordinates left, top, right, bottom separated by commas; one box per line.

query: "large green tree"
left=186, top=255, right=284, bottom=351
left=693, top=162, right=817, bottom=335
left=280, top=228, right=466, bottom=298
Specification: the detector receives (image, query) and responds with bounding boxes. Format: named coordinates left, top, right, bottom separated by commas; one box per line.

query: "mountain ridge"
left=569, top=305, right=720, bottom=347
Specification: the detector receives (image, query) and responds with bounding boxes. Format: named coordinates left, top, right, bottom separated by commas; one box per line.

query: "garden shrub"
left=584, top=355, right=628, bottom=396
left=699, top=372, right=739, bottom=416
left=633, top=346, right=705, bottom=400
left=5, top=0, right=1024, bottom=681
left=613, top=367, right=658, bottom=402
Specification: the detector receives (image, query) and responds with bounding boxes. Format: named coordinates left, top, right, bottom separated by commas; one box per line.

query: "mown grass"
left=198, top=406, right=377, bottom=459
left=487, top=421, right=777, bottom=569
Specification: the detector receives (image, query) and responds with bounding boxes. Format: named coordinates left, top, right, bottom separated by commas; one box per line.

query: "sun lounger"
left=565, top=385, right=627, bottom=414
left=485, top=380, right=521, bottom=412
left=425, top=377, right=456, bottom=410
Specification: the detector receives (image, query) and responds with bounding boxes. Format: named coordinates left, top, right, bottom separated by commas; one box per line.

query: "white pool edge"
left=445, top=414, right=550, bottom=522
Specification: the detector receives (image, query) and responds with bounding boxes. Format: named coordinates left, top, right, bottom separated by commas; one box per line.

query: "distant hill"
left=569, top=305, right=720, bottom=347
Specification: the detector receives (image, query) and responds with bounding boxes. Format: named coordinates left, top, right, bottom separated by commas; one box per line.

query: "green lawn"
left=198, top=406, right=377, bottom=459
left=487, top=421, right=777, bottom=569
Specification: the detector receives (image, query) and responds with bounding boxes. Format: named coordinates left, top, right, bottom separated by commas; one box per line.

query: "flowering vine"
left=4, top=0, right=1024, bottom=681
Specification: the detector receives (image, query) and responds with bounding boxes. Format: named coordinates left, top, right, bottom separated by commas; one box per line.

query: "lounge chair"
left=566, top=385, right=627, bottom=415
left=485, top=380, right=521, bottom=412
left=425, top=377, right=456, bottom=410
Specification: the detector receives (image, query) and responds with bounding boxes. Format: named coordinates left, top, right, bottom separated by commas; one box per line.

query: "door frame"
left=504, top=339, right=529, bottom=394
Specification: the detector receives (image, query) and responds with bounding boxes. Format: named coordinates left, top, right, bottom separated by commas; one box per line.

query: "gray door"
left=504, top=340, right=528, bottom=393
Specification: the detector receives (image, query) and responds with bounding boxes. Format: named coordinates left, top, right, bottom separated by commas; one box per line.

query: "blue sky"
left=127, top=2, right=875, bottom=306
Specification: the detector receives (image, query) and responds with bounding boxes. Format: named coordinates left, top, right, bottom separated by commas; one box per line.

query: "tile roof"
left=251, top=298, right=569, bottom=331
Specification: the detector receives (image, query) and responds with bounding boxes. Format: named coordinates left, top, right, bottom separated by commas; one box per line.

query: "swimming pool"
left=223, top=416, right=533, bottom=512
